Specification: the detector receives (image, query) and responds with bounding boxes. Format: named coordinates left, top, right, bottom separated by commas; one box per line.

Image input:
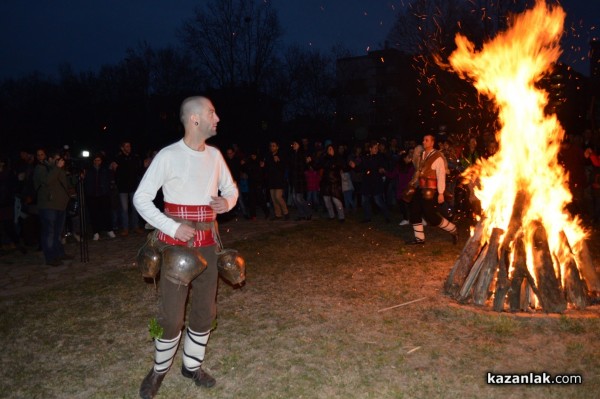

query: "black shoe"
left=405, top=238, right=425, bottom=245
left=181, top=365, right=216, bottom=388
left=139, top=368, right=166, bottom=399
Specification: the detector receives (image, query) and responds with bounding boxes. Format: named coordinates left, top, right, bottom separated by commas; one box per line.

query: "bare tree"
left=178, top=0, right=282, bottom=89
left=276, top=45, right=336, bottom=120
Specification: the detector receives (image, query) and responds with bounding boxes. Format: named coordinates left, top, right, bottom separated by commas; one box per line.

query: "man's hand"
left=210, top=196, right=229, bottom=214
left=437, top=193, right=445, bottom=204
left=174, top=223, right=196, bottom=242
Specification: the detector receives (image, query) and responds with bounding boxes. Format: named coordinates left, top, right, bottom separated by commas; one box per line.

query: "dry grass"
left=1, top=217, right=599, bottom=399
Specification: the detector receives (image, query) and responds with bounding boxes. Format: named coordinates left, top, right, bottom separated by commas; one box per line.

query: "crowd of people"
left=1, top=93, right=599, bottom=398
left=0, top=141, right=152, bottom=263
left=1, top=125, right=599, bottom=259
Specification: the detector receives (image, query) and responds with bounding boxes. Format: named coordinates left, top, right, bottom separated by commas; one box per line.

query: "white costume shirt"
left=133, top=139, right=238, bottom=239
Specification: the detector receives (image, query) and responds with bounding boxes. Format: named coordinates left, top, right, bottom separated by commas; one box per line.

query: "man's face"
left=269, top=143, right=279, bottom=154
left=226, top=149, right=235, bottom=159
left=36, top=150, right=46, bottom=162
left=196, top=100, right=220, bottom=137
left=369, top=144, right=379, bottom=155
left=121, top=143, right=131, bottom=155
left=422, top=135, right=435, bottom=151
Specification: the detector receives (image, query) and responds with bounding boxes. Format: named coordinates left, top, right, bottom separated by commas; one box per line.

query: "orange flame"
left=447, top=1, right=586, bottom=289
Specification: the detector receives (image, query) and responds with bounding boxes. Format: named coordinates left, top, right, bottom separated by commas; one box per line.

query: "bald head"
left=179, top=96, right=209, bottom=126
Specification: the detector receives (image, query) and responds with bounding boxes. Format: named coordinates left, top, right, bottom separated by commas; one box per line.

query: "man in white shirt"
left=134, top=96, right=238, bottom=399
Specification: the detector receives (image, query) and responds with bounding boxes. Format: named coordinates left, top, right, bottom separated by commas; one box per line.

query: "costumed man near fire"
left=133, top=96, right=238, bottom=399
left=406, top=133, right=458, bottom=245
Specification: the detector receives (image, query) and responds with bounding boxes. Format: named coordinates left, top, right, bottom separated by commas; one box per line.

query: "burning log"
left=444, top=219, right=486, bottom=298
left=572, top=241, right=600, bottom=293
left=500, top=190, right=529, bottom=252
left=472, top=228, right=504, bottom=305
left=492, top=245, right=510, bottom=311
left=457, top=242, right=489, bottom=302
left=563, top=256, right=588, bottom=309
left=506, top=236, right=535, bottom=311
left=530, top=221, right=566, bottom=313
left=557, top=231, right=591, bottom=309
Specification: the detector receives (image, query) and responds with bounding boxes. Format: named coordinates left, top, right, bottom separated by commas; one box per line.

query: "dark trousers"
left=39, top=208, right=66, bottom=262
left=361, top=193, right=390, bottom=221
left=408, top=189, right=442, bottom=226
left=158, top=245, right=218, bottom=339
left=87, top=195, right=112, bottom=234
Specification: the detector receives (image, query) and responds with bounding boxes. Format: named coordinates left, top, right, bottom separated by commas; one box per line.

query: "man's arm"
left=133, top=153, right=181, bottom=239
left=432, top=156, right=446, bottom=204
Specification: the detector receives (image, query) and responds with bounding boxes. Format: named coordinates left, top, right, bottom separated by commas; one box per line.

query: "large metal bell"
left=136, top=242, right=161, bottom=279
left=217, top=249, right=246, bottom=286
left=162, top=246, right=208, bottom=286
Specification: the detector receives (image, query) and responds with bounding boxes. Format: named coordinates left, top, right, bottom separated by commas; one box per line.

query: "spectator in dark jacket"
left=111, top=141, right=143, bottom=236
left=84, top=154, right=116, bottom=240
left=288, top=140, right=312, bottom=220
left=33, top=149, right=74, bottom=266
left=349, top=140, right=391, bottom=223
left=318, top=144, right=345, bottom=221
left=263, top=141, right=289, bottom=220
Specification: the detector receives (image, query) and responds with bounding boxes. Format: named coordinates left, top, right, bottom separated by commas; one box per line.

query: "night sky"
left=0, top=0, right=598, bottom=80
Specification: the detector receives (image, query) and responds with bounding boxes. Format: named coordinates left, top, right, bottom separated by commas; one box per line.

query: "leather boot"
left=139, top=368, right=166, bottom=399
left=181, top=365, right=216, bottom=387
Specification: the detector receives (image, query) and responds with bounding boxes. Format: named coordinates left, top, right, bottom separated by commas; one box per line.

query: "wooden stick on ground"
left=377, top=297, right=427, bottom=313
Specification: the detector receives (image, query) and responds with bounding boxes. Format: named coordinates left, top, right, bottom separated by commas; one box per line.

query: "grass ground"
left=0, top=216, right=598, bottom=398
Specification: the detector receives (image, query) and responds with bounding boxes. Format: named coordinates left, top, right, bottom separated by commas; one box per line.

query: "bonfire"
left=443, top=0, right=600, bottom=313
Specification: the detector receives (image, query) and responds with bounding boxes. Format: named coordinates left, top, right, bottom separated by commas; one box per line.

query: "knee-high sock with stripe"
left=412, top=223, right=425, bottom=242
left=154, top=331, right=181, bottom=374
left=438, top=217, right=457, bottom=235
left=183, top=327, right=210, bottom=372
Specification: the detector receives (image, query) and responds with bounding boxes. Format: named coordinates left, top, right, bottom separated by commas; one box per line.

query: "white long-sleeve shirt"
left=133, top=139, right=238, bottom=239
left=431, top=157, right=446, bottom=195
